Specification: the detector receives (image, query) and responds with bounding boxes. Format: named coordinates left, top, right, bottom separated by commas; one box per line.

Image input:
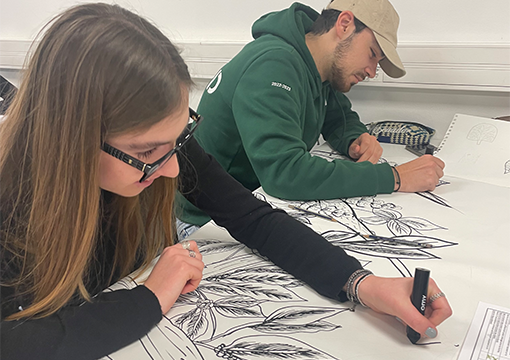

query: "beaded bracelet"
left=391, top=166, right=401, bottom=192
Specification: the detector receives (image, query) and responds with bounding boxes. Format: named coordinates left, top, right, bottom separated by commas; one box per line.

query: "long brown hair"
left=0, top=3, right=192, bottom=320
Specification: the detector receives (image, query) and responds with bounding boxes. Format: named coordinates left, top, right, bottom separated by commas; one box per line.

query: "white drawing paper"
left=102, top=141, right=510, bottom=360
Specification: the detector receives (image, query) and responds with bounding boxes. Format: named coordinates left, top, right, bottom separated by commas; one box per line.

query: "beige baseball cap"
left=326, top=0, right=406, bottom=78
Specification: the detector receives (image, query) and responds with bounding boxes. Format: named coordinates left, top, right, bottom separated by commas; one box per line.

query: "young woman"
left=0, top=3, right=452, bottom=359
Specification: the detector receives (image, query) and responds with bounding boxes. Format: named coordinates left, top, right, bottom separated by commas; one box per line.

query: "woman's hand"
left=144, top=241, right=204, bottom=314
left=357, top=275, right=453, bottom=339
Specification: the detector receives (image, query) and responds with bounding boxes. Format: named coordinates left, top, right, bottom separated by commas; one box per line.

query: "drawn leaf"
left=214, top=295, right=266, bottom=308
left=415, top=191, right=452, bottom=208
left=505, top=160, right=510, bottom=174
left=337, top=243, right=440, bottom=260
left=213, top=296, right=265, bottom=318
left=321, top=230, right=358, bottom=244
left=391, top=235, right=458, bottom=248
left=107, top=321, right=205, bottom=359
left=172, top=307, right=209, bottom=340
left=214, top=304, right=264, bottom=318
left=207, top=267, right=302, bottom=288
left=194, top=239, right=244, bottom=255
left=388, top=219, right=412, bottom=235
left=263, top=306, right=345, bottom=325
left=173, top=308, right=199, bottom=328
left=174, top=292, right=200, bottom=306
left=372, top=208, right=400, bottom=220
left=215, top=335, right=337, bottom=359
left=467, top=123, right=497, bottom=145
left=250, top=320, right=340, bottom=334
left=199, top=281, right=302, bottom=301
left=399, top=217, right=446, bottom=231
left=292, top=215, right=313, bottom=226
left=360, top=215, right=388, bottom=225
left=186, top=308, right=208, bottom=339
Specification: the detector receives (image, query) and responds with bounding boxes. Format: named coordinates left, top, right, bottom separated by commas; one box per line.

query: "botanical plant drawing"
left=467, top=123, right=497, bottom=145
left=102, top=147, right=458, bottom=359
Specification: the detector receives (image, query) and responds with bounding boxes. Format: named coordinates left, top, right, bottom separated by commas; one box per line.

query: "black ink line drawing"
left=313, top=146, right=454, bottom=209
left=103, top=148, right=458, bottom=359
left=467, top=123, right=497, bottom=145
left=253, top=190, right=458, bottom=276
left=378, top=157, right=398, bottom=167
left=310, top=149, right=347, bottom=162
left=104, top=241, right=348, bottom=359
left=310, top=149, right=398, bottom=168
left=415, top=179, right=453, bottom=209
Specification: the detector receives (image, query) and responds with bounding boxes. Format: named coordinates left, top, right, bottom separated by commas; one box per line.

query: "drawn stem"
left=199, top=321, right=260, bottom=344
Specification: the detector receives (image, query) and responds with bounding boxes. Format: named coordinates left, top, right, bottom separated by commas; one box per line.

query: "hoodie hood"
left=252, top=3, right=319, bottom=76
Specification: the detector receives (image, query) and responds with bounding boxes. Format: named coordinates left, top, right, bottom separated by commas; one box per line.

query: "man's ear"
left=334, top=11, right=356, bottom=40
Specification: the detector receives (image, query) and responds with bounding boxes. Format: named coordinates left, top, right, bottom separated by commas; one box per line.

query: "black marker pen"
left=425, top=144, right=436, bottom=155
left=406, top=267, right=430, bottom=344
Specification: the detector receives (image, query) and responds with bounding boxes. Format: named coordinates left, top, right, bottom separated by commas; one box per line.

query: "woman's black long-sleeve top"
left=1, top=138, right=361, bottom=359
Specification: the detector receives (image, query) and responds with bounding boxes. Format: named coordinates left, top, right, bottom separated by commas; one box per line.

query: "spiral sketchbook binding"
left=436, top=114, right=459, bottom=153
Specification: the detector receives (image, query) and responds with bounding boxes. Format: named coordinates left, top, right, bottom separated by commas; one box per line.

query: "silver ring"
left=428, top=291, right=445, bottom=304
left=181, top=240, right=191, bottom=250
left=188, top=250, right=196, bottom=258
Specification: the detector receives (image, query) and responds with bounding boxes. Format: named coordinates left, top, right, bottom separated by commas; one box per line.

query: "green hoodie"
left=176, top=2, right=394, bottom=226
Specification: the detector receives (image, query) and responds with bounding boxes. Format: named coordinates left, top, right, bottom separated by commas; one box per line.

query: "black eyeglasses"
left=102, top=108, right=202, bottom=183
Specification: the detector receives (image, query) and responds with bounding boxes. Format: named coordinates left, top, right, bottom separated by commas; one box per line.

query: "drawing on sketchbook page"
left=467, top=123, right=497, bottom=145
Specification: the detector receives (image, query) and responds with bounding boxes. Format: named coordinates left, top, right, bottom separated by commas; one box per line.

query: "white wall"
left=1, top=0, right=509, bottom=140
left=1, top=0, right=509, bottom=43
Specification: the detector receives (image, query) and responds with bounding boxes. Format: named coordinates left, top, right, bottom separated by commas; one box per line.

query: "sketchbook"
left=435, top=113, right=510, bottom=188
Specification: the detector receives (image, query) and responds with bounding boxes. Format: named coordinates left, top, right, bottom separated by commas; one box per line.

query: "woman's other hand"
left=144, top=241, right=204, bottom=314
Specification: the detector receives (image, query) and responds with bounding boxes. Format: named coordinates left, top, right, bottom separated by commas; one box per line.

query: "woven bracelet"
left=346, top=269, right=373, bottom=305
left=354, top=272, right=374, bottom=307
left=391, top=166, right=401, bottom=192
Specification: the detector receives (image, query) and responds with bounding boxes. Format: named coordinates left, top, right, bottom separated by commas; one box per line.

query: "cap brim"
left=373, top=32, right=406, bottom=78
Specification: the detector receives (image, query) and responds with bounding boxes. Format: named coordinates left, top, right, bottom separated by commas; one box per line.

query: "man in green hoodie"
left=176, top=0, right=445, bottom=229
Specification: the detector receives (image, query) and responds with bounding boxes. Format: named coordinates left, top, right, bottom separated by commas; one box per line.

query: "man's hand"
left=395, top=155, right=445, bottom=192
left=349, top=133, right=383, bottom=164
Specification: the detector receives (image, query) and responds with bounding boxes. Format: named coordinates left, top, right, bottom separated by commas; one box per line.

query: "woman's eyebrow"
left=127, top=140, right=172, bottom=150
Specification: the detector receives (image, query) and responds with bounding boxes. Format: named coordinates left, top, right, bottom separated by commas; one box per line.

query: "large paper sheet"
left=103, top=137, right=510, bottom=360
